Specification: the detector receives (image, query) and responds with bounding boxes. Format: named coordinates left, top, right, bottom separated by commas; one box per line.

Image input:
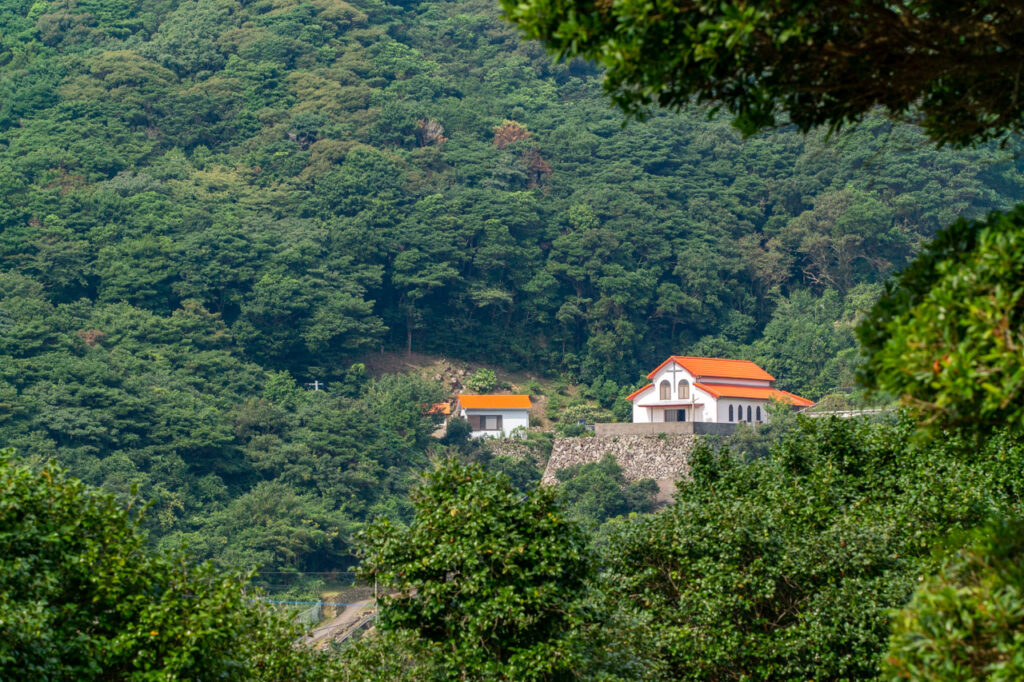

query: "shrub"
left=355, top=458, right=593, bottom=680
left=465, top=368, right=498, bottom=393
left=601, top=418, right=1024, bottom=680
left=885, top=518, right=1024, bottom=681
left=546, top=393, right=566, bottom=421
left=557, top=422, right=590, bottom=437
left=0, top=449, right=336, bottom=680
left=555, top=454, right=658, bottom=526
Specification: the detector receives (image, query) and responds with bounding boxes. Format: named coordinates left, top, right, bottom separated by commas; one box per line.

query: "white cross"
left=665, top=362, right=686, bottom=397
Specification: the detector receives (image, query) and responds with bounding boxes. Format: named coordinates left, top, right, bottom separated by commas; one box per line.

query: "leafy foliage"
left=885, top=518, right=1024, bottom=681
left=500, top=0, right=1024, bottom=146
left=0, top=448, right=337, bottom=680
left=599, top=418, right=1024, bottom=679
left=0, top=278, right=447, bottom=579
left=356, top=457, right=593, bottom=679
left=555, top=454, right=658, bottom=526
left=858, top=208, right=1024, bottom=433
left=465, top=367, right=499, bottom=393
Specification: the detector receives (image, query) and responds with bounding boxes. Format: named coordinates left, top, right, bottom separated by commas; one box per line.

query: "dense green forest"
left=3, top=0, right=1024, bottom=677
left=3, top=0, right=1024, bottom=384
left=2, top=0, right=1024, bottom=578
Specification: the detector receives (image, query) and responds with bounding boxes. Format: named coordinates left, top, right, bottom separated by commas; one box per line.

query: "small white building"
left=456, top=394, right=532, bottom=438
left=626, top=356, right=813, bottom=425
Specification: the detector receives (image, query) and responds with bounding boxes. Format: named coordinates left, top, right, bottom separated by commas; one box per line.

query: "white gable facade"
left=456, top=395, right=532, bottom=439
left=626, top=357, right=813, bottom=425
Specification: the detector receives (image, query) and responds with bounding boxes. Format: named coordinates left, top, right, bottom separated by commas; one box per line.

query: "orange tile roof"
left=458, top=394, right=532, bottom=410
left=694, top=383, right=814, bottom=407
left=625, top=384, right=653, bottom=401
left=426, top=402, right=451, bottom=415
left=648, top=356, right=775, bottom=381
left=775, top=390, right=816, bottom=408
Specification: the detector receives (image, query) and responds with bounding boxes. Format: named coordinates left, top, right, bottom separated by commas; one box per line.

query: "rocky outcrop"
left=541, top=434, right=694, bottom=484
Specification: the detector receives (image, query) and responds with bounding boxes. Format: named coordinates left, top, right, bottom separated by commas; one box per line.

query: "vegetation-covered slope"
left=2, top=0, right=1023, bottom=575
left=3, top=0, right=1023, bottom=384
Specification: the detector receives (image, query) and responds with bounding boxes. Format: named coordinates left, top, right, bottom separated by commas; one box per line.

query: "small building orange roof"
left=648, top=356, right=776, bottom=381
left=694, top=382, right=814, bottom=407
left=426, top=402, right=451, bottom=415
left=458, top=394, right=532, bottom=410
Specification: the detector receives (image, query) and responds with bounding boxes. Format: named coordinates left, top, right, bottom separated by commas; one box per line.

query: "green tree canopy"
left=858, top=208, right=1024, bottom=433
left=0, top=448, right=336, bottom=680
left=884, top=517, right=1024, bottom=681
left=599, top=418, right=1024, bottom=679
left=356, top=457, right=593, bottom=680
left=501, top=0, right=1024, bottom=146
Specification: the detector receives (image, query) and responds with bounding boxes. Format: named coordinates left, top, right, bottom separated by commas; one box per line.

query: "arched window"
left=747, top=406, right=752, bottom=422
left=678, top=380, right=689, bottom=399
left=756, top=405, right=762, bottom=422
left=728, top=405, right=734, bottom=421
left=659, top=381, right=671, bottom=400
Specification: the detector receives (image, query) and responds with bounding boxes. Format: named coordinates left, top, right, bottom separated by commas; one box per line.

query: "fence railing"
left=293, top=602, right=322, bottom=627
left=593, top=422, right=736, bottom=437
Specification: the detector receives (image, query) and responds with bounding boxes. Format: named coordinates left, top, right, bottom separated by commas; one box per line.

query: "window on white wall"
left=483, top=415, right=502, bottom=431
left=756, top=405, right=762, bottom=421
left=678, top=380, right=689, bottom=399
left=728, top=405, right=734, bottom=421
left=747, top=406, right=752, bottom=421
left=659, top=381, right=670, bottom=400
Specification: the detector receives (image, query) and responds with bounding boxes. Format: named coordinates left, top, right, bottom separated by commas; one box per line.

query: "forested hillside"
left=3, top=0, right=1023, bottom=382
left=2, top=0, right=1023, bottom=575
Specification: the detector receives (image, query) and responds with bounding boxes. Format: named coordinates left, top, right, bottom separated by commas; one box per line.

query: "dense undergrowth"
left=2, top=0, right=1023, bottom=631
left=2, top=0, right=1022, bottom=563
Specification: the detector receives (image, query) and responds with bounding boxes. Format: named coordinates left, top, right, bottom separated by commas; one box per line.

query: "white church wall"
left=632, top=402, right=652, bottom=423
left=649, top=365, right=697, bottom=403
left=716, top=400, right=770, bottom=424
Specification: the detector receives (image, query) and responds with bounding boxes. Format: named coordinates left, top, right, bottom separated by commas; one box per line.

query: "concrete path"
left=301, top=599, right=375, bottom=649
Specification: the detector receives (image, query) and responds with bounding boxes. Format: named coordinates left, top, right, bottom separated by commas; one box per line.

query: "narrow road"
left=301, top=599, right=375, bottom=649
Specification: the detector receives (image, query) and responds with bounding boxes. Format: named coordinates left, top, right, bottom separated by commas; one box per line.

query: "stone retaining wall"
left=487, top=439, right=537, bottom=460
left=541, top=434, right=695, bottom=485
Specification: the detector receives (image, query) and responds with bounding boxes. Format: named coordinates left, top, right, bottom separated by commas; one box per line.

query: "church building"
left=626, top=356, right=813, bottom=424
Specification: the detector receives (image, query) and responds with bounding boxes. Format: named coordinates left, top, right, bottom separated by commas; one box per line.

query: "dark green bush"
left=0, top=449, right=336, bottom=680
left=601, top=418, right=1024, bottom=679
left=885, top=518, right=1024, bottom=681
